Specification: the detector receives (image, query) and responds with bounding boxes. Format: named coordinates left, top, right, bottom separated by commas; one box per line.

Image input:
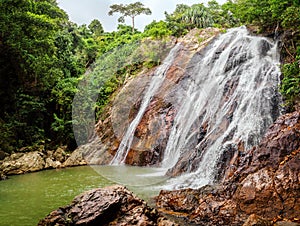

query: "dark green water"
left=0, top=165, right=167, bottom=226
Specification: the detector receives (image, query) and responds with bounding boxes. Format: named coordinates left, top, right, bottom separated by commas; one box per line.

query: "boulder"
left=52, top=147, right=67, bottom=163
left=38, top=185, right=177, bottom=226
left=0, top=151, right=45, bottom=175
left=156, top=186, right=244, bottom=226
left=45, top=158, right=61, bottom=169
left=62, top=147, right=87, bottom=167
left=0, top=146, right=73, bottom=175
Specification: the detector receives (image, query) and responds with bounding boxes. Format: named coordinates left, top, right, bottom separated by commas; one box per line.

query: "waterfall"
left=162, top=26, right=281, bottom=188
left=110, top=44, right=182, bottom=165
left=109, top=26, right=281, bottom=189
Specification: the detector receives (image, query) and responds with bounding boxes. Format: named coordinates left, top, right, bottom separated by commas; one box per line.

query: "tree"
left=207, top=0, right=239, bottom=27
left=0, top=0, right=94, bottom=152
left=280, top=49, right=300, bottom=109
left=232, top=0, right=300, bottom=31
left=108, top=2, right=152, bottom=33
left=144, top=20, right=172, bottom=38
left=88, top=19, right=104, bottom=37
left=181, top=4, right=213, bottom=29
left=164, top=4, right=191, bottom=37
left=164, top=3, right=214, bottom=36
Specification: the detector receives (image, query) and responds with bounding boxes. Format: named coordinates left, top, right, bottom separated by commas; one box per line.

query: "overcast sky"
left=57, top=0, right=227, bottom=32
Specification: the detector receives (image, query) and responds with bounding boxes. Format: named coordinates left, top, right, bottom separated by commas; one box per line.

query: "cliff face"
left=68, top=28, right=222, bottom=167
left=156, top=110, right=300, bottom=225
left=69, top=27, right=282, bottom=193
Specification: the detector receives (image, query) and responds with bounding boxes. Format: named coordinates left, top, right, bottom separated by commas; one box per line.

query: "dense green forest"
left=0, top=0, right=299, bottom=154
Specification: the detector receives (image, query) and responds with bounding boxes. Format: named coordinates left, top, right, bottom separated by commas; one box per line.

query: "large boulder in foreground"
left=38, top=185, right=177, bottom=226
left=156, top=110, right=300, bottom=225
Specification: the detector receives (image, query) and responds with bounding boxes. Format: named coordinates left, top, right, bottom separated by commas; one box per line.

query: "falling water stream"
left=162, top=27, right=281, bottom=188
left=112, top=26, right=281, bottom=189
left=110, top=43, right=182, bottom=165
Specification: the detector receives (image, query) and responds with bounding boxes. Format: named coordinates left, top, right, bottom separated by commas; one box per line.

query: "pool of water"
left=0, top=165, right=167, bottom=226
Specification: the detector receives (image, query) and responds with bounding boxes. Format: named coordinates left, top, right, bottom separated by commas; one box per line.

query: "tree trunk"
left=131, top=16, right=135, bottom=34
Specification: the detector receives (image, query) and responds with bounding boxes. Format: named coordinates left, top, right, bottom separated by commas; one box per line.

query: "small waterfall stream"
left=111, top=44, right=182, bottom=165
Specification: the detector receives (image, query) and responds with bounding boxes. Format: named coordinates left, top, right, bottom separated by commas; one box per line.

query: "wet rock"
left=231, top=111, right=300, bottom=220
left=62, top=147, right=87, bottom=168
left=156, top=186, right=244, bottom=226
left=235, top=168, right=281, bottom=217
left=234, top=150, right=300, bottom=220
left=113, top=29, right=221, bottom=166
left=38, top=185, right=177, bottom=226
left=231, top=110, right=300, bottom=183
left=156, top=111, right=300, bottom=225
left=70, top=29, right=221, bottom=167
left=242, top=214, right=272, bottom=226
left=274, top=221, right=300, bottom=226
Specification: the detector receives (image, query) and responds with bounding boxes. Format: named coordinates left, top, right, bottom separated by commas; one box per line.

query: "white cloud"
left=57, top=0, right=227, bottom=32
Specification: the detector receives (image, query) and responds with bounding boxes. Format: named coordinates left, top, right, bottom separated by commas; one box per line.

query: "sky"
left=57, top=0, right=227, bottom=32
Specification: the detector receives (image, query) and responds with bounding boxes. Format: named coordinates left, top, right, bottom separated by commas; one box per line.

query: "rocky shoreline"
left=3, top=111, right=299, bottom=225
left=0, top=146, right=87, bottom=178
left=1, top=107, right=300, bottom=225
left=36, top=110, right=300, bottom=225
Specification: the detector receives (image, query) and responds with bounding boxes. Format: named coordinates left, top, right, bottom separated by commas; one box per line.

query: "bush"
left=280, top=50, right=300, bottom=109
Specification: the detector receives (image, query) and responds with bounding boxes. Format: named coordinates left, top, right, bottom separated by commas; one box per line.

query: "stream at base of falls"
left=0, top=166, right=167, bottom=226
